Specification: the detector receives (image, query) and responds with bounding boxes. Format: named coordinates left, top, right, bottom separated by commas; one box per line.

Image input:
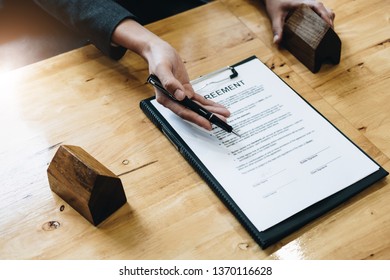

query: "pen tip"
left=232, top=130, right=241, bottom=138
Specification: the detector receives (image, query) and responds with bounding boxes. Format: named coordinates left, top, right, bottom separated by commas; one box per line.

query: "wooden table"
left=1, top=0, right=389, bottom=259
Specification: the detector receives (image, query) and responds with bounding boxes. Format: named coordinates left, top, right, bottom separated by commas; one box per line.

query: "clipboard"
left=140, top=56, right=388, bottom=248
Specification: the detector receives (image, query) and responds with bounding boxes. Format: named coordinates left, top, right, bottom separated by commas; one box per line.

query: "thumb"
left=271, top=16, right=284, bottom=44
left=173, top=88, right=185, bottom=100
left=157, top=72, right=186, bottom=101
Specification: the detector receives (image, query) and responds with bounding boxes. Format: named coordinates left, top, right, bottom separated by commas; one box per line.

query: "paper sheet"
left=151, top=58, right=379, bottom=231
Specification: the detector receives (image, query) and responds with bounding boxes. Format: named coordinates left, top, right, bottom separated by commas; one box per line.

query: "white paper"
left=151, top=58, right=379, bottom=231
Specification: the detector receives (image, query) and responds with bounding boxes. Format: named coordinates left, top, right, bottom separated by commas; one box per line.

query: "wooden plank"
left=0, top=0, right=389, bottom=260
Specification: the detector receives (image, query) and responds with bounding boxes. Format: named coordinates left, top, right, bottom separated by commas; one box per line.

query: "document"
left=141, top=56, right=387, bottom=247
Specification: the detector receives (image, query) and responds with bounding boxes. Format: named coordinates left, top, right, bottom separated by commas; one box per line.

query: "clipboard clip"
left=192, top=66, right=238, bottom=91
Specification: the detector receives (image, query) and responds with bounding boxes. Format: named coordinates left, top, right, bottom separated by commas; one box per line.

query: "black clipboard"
left=140, top=56, right=388, bottom=248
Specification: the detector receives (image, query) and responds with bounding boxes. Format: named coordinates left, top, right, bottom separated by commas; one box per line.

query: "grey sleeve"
left=34, top=0, right=137, bottom=59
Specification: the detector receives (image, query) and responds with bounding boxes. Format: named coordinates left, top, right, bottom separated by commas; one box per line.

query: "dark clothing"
left=34, top=0, right=133, bottom=59
left=34, top=0, right=210, bottom=60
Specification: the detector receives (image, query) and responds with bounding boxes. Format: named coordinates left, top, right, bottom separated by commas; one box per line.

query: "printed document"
left=151, top=58, right=379, bottom=231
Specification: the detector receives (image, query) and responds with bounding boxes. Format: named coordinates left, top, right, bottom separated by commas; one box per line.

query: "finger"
left=154, top=69, right=187, bottom=101
left=309, top=2, right=335, bottom=27
left=162, top=77, right=186, bottom=100
left=191, top=94, right=231, bottom=117
left=156, top=91, right=232, bottom=130
left=327, top=8, right=335, bottom=27
left=156, top=92, right=213, bottom=130
left=190, top=94, right=225, bottom=108
left=270, top=13, right=286, bottom=44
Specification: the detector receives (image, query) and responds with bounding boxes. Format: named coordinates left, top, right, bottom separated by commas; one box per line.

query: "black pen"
left=147, top=74, right=240, bottom=137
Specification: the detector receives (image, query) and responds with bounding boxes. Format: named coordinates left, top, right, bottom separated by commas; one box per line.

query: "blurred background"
left=0, top=0, right=211, bottom=74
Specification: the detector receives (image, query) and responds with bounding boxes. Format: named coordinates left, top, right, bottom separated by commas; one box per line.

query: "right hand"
left=112, top=19, right=231, bottom=131
left=145, top=39, right=231, bottom=131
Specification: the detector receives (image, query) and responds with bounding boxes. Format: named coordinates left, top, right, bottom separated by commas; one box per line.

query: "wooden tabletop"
left=1, top=0, right=389, bottom=259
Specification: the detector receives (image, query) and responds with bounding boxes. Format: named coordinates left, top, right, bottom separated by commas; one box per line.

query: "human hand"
left=263, top=0, right=335, bottom=44
left=112, top=19, right=230, bottom=131
left=145, top=39, right=231, bottom=131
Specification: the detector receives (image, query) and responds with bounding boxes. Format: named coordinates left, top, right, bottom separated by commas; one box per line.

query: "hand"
left=145, top=39, right=231, bottom=131
left=112, top=19, right=230, bottom=131
left=263, top=0, right=335, bottom=44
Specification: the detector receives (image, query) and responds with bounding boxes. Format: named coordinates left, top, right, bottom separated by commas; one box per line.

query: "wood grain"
left=0, top=0, right=389, bottom=259
left=283, top=5, right=341, bottom=72
left=47, top=145, right=127, bottom=225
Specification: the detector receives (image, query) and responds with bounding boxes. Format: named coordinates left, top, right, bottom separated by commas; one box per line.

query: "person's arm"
left=34, top=0, right=230, bottom=130
left=262, top=0, right=335, bottom=44
left=33, top=0, right=134, bottom=59
left=112, top=19, right=230, bottom=130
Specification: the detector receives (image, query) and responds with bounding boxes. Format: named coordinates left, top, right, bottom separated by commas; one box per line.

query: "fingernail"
left=273, top=34, right=280, bottom=44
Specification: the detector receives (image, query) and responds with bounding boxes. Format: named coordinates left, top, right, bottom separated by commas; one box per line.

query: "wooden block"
left=283, top=5, right=341, bottom=73
left=47, top=145, right=127, bottom=226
